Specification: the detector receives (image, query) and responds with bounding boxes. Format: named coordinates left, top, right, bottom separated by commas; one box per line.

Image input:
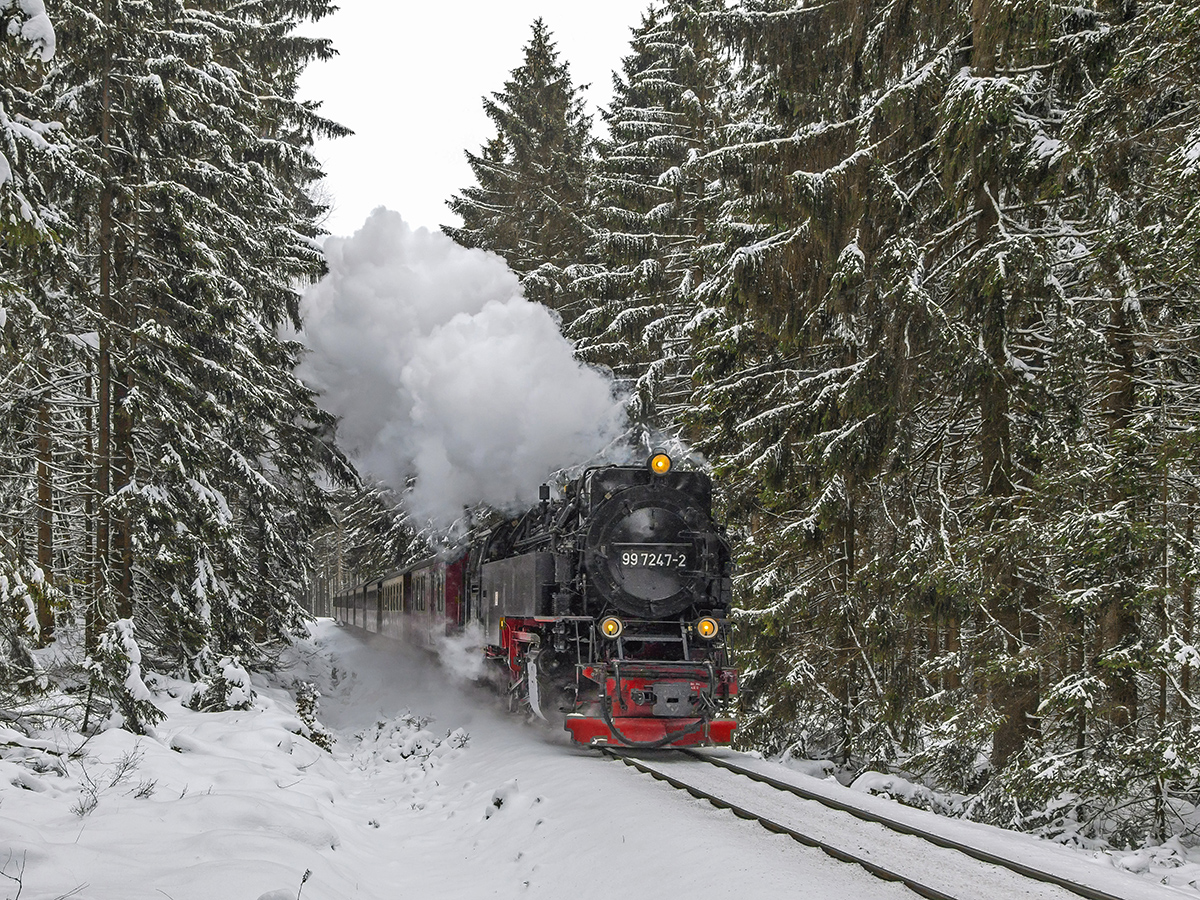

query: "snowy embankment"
left=0, top=622, right=1195, bottom=899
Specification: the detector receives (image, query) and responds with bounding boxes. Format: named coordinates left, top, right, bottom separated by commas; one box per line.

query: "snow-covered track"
left=677, top=749, right=1126, bottom=900
left=604, top=748, right=1124, bottom=900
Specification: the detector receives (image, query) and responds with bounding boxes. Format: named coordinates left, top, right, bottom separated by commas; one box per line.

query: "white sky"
left=298, top=1, right=655, bottom=238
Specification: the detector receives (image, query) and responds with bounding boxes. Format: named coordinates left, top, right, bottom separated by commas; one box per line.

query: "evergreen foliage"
left=0, top=0, right=354, bottom=726
left=3, top=0, right=1199, bottom=853
left=445, top=18, right=593, bottom=321
left=88, top=618, right=164, bottom=734
left=570, top=0, right=733, bottom=425
left=448, top=0, right=1200, bottom=844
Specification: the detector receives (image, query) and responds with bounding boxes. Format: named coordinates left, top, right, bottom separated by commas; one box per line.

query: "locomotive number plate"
left=614, top=544, right=690, bottom=569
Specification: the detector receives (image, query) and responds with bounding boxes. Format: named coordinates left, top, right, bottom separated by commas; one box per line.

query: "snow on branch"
left=1, top=0, right=55, bottom=61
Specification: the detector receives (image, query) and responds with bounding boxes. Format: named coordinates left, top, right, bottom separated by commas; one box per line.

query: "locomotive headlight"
left=649, top=452, right=672, bottom=475
left=696, top=617, right=720, bottom=640
left=599, top=616, right=624, bottom=639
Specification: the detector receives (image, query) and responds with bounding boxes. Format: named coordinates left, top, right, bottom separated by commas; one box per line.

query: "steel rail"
left=603, top=747, right=959, bottom=900
left=678, top=749, right=1126, bottom=900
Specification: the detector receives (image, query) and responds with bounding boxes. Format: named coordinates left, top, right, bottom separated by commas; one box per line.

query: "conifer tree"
left=445, top=18, right=593, bottom=321
left=572, top=0, right=733, bottom=425
left=28, top=0, right=350, bottom=681
left=689, top=0, right=1112, bottom=780
left=0, top=0, right=77, bottom=661
left=1006, top=0, right=1200, bottom=839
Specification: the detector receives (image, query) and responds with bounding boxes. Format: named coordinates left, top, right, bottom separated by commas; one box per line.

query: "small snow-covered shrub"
left=0, top=559, right=49, bottom=698
left=88, top=619, right=164, bottom=734
left=294, top=681, right=333, bottom=751
left=350, top=713, right=469, bottom=773
left=852, top=771, right=961, bottom=816
left=187, top=656, right=256, bottom=712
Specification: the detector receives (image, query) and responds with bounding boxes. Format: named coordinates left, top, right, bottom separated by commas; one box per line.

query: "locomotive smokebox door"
left=583, top=484, right=720, bottom=619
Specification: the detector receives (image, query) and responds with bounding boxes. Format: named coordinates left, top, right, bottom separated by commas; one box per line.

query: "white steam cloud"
left=299, top=209, right=627, bottom=529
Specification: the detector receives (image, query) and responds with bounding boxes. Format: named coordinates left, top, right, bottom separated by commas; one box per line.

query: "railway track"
left=603, top=747, right=1138, bottom=900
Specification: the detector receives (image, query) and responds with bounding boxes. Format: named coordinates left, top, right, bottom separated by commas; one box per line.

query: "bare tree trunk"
left=113, top=198, right=140, bottom=621
left=839, top=489, right=857, bottom=762
left=113, top=352, right=133, bottom=620
left=1100, top=294, right=1139, bottom=729
left=971, top=0, right=1039, bottom=770
left=84, top=367, right=96, bottom=653
left=1183, top=501, right=1196, bottom=727
left=92, top=5, right=114, bottom=655
left=35, top=360, right=55, bottom=644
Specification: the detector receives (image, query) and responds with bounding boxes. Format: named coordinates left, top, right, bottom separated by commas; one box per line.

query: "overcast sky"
left=298, top=1, right=654, bottom=239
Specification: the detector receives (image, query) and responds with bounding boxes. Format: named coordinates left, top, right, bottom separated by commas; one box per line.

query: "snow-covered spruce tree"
left=0, top=0, right=85, bottom=667
left=0, top=0, right=56, bottom=238
left=444, top=18, right=593, bottom=323
left=990, top=0, right=1200, bottom=843
left=37, top=0, right=350, bottom=693
left=88, top=618, right=163, bottom=733
left=687, top=0, right=967, bottom=767
left=0, top=551, right=50, bottom=699
left=688, top=0, right=1113, bottom=789
left=570, top=0, right=734, bottom=427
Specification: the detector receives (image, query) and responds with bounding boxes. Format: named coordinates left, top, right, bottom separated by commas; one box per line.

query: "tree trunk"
left=35, top=360, right=55, bottom=644
left=1183, top=499, right=1196, bottom=727
left=113, top=348, right=133, bottom=620
left=92, top=8, right=114, bottom=654
left=970, top=0, right=1039, bottom=769
left=1099, top=293, right=1139, bottom=729
left=84, top=367, right=96, bottom=654
left=96, top=182, right=112, bottom=643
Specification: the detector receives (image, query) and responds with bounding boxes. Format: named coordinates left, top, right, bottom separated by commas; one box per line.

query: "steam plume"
left=299, top=209, right=627, bottom=529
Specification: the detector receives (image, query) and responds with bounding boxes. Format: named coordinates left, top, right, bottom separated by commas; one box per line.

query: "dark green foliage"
left=445, top=18, right=593, bottom=321
left=688, top=0, right=1200, bottom=841
left=436, top=0, right=1200, bottom=845
left=570, top=0, right=733, bottom=426
left=0, top=0, right=354, bottom=722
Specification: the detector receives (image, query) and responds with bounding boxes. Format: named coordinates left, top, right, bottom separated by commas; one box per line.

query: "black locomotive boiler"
left=335, top=453, right=738, bottom=748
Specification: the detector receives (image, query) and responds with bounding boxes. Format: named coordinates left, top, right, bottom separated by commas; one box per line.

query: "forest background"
left=3, top=0, right=1199, bottom=851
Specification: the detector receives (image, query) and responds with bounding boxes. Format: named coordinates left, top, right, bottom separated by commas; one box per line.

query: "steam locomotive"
left=333, top=453, right=738, bottom=748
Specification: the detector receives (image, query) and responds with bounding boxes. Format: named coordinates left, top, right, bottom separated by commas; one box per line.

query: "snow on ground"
left=0, top=620, right=1194, bottom=899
